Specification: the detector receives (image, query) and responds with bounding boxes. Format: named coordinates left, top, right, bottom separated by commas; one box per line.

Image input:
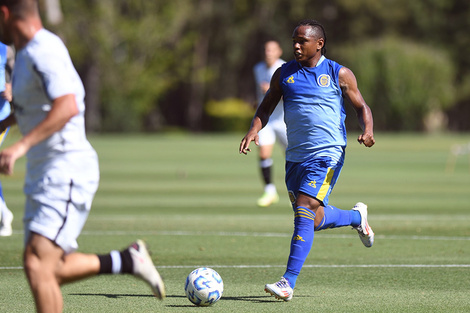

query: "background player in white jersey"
left=0, top=1, right=164, bottom=311
left=252, top=40, right=287, bottom=207
left=0, top=42, right=13, bottom=236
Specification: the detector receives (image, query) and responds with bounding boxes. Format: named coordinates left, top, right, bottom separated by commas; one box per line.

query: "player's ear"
left=0, top=6, right=7, bottom=17
left=0, top=5, right=11, bottom=24
left=316, top=38, right=324, bottom=51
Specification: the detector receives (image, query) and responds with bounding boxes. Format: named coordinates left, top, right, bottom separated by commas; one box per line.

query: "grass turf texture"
left=0, top=132, right=469, bottom=312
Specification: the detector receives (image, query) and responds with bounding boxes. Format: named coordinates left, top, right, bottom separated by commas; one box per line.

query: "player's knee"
left=296, top=193, right=321, bottom=212
left=23, top=252, right=43, bottom=284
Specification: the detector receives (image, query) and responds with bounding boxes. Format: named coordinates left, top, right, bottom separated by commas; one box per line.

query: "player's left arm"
left=0, top=94, right=78, bottom=175
left=240, top=68, right=283, bottom=154
left=339, top=67, right=375, bottom=147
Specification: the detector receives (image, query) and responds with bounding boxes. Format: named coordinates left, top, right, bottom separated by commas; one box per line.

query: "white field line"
left=2, top=231, right=469, bottom=271
left=2, top=264, right=470, bottom=271
left=6, top=230, right=470, bottom=241
left=81, top=230, right=470, bottom=241
left=159, top=264, right=470, bottom=269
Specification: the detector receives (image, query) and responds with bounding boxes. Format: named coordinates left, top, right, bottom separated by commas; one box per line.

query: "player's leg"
left=23, top=180, right=165, bottom=308
left=0, top=128, right=13, bottom=237
left=267, top=156, right=358, bottom=299
left=23, top=237, right=155, bottom=313
left=94, top=240, right=165, bottom=299
left=280, top=193, right=319, bottom=291
left=265, top=161, right=308, bottom=301
left=23, top=233, right=66, bottom=313
left=55, top=251, right=101, bottom=284
left=259, top=143, right=275, bottom=193
left=257, top=124, right=279, bottom=207
left=0, top=180, right=13, bottom=236
left=56, top=240, right=165, bottom=299
left=295, top=156, right=361, bottom=232
left=52, top=195, right=165, bottom=298
left=265, top=192, right=325, bottom=301
left=305, top=156, right=374, bottom=246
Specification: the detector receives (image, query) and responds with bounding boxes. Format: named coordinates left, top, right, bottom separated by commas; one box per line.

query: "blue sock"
left=350, top=209, right=361, bottom=227
left=283, top=206, right=315, bottom=288
left=315, top=205, right=361, bottom=231
left=0, top=180, right=3, bottom=200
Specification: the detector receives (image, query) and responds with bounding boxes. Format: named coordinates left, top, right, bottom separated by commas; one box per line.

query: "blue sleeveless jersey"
left=0, top=43, right=11, bottom=120
left=280, top=56, right=346, bottom=162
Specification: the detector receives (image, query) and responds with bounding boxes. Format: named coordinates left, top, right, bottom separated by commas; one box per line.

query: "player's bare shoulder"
left=269, top=67, right=283, bottom=94
left=338, top=66, right=359, bottom=93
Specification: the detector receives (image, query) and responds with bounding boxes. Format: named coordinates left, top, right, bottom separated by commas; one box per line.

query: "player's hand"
left=0, top=141, right=28, bottom=175
left=239, top=131, right=259, bottom=155
left=1, top=83, right=12, bottom=102
left=358, top=132, right=375, bottom=148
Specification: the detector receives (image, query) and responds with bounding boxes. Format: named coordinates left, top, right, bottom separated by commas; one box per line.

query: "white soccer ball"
left=184, top=267, right=224, bottom=306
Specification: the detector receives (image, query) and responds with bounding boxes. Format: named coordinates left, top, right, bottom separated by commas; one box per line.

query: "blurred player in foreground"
left=0, top=1, right=164, bottom=311
left=240, top=19, right=375, bottom=301
left=0, top=42, right=13, bottom=236
left=253, top=40, right=287, bottom=207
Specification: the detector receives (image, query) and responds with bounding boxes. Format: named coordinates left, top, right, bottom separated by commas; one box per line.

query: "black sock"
left=261, top=166, right=272, bottom=185
left=97, top=254, right=112, bottom=274
left=120, top=249, right=133, bottom=274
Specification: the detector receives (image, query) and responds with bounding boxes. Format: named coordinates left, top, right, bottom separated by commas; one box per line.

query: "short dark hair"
left=296, top=19, right=327, bottom=55
left=0, top=0, right=38, bottom=18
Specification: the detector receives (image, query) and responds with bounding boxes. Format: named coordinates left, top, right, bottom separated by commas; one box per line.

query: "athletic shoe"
left=265, top=277, right=293, bottom=301
left=128, top=240, right=166, bottom=299
left=0, top=203, right=13, bottom=237
left=352, top=202, right=374, bottom=247
left=257, top=192, right=279, bottom=207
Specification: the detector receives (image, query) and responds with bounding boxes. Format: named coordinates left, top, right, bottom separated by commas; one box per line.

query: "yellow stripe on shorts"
left=317, top=167, right=335, bottom=201
left=0, top=129, right=7, bottom=146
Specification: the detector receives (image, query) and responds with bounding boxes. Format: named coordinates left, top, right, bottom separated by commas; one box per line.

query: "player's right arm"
left=0, top=94, right=78, bottom=175
left=239, top=67, right=283, bottom=154
left=0, top=113, right=16, bottom=133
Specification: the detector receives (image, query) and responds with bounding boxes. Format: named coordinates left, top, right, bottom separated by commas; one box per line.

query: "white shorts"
left=24, top=173, right=99, bottom=254
left=258, top=118, right=288, bottom=147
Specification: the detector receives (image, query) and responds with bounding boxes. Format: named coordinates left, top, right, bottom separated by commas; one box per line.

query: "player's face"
left=292, top=25, right=323, bottom=67
left=264, top=41, right=282, bottom=66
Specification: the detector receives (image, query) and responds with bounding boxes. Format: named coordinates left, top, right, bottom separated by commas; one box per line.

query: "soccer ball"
left=184, top=267, right=224, bottom=306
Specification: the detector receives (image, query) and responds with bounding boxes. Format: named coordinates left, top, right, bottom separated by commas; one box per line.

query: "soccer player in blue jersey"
left=240, top=19, right=375, bottom=301
left=0, top=42, right=13, bottom=236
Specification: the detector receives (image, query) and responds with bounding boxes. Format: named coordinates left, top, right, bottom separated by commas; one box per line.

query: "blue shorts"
left=0, top=127, right=9, bottom=147
left=0, top=99, right=11, bottom=147
left=285, top=155, right=344, bottom=207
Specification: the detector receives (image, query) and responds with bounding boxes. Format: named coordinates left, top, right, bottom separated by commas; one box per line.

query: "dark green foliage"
left=43, top=0, right=469, bottom=132
left=337, top=37, right=455, bottom=131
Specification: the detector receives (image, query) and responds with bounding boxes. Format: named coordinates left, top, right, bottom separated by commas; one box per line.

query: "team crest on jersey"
left=317, top=74, right=331, bottom=87
left=288, top=190, right=296, bottom=204
left=287, top=76, right=295, bottom=84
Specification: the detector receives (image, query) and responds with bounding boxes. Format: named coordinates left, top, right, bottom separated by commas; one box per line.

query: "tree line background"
left=40, top=0, right=470, bottom=133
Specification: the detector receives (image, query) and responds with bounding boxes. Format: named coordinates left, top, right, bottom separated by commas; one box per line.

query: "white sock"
left=110, top=250, right=122, bottom=274
left=265, top=184, right=277, bottom=194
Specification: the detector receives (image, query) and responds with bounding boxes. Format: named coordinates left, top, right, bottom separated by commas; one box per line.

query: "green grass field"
left=0, top=132, right=469, bottom=312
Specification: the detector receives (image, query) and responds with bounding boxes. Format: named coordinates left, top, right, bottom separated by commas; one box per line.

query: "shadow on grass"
left=70, top=293, right=311, bottom=306
left=69, top=293, right=156, bottom=299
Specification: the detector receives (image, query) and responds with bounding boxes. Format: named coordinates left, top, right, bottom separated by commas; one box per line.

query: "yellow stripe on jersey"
left=317, top=167, right=335, bottom=201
